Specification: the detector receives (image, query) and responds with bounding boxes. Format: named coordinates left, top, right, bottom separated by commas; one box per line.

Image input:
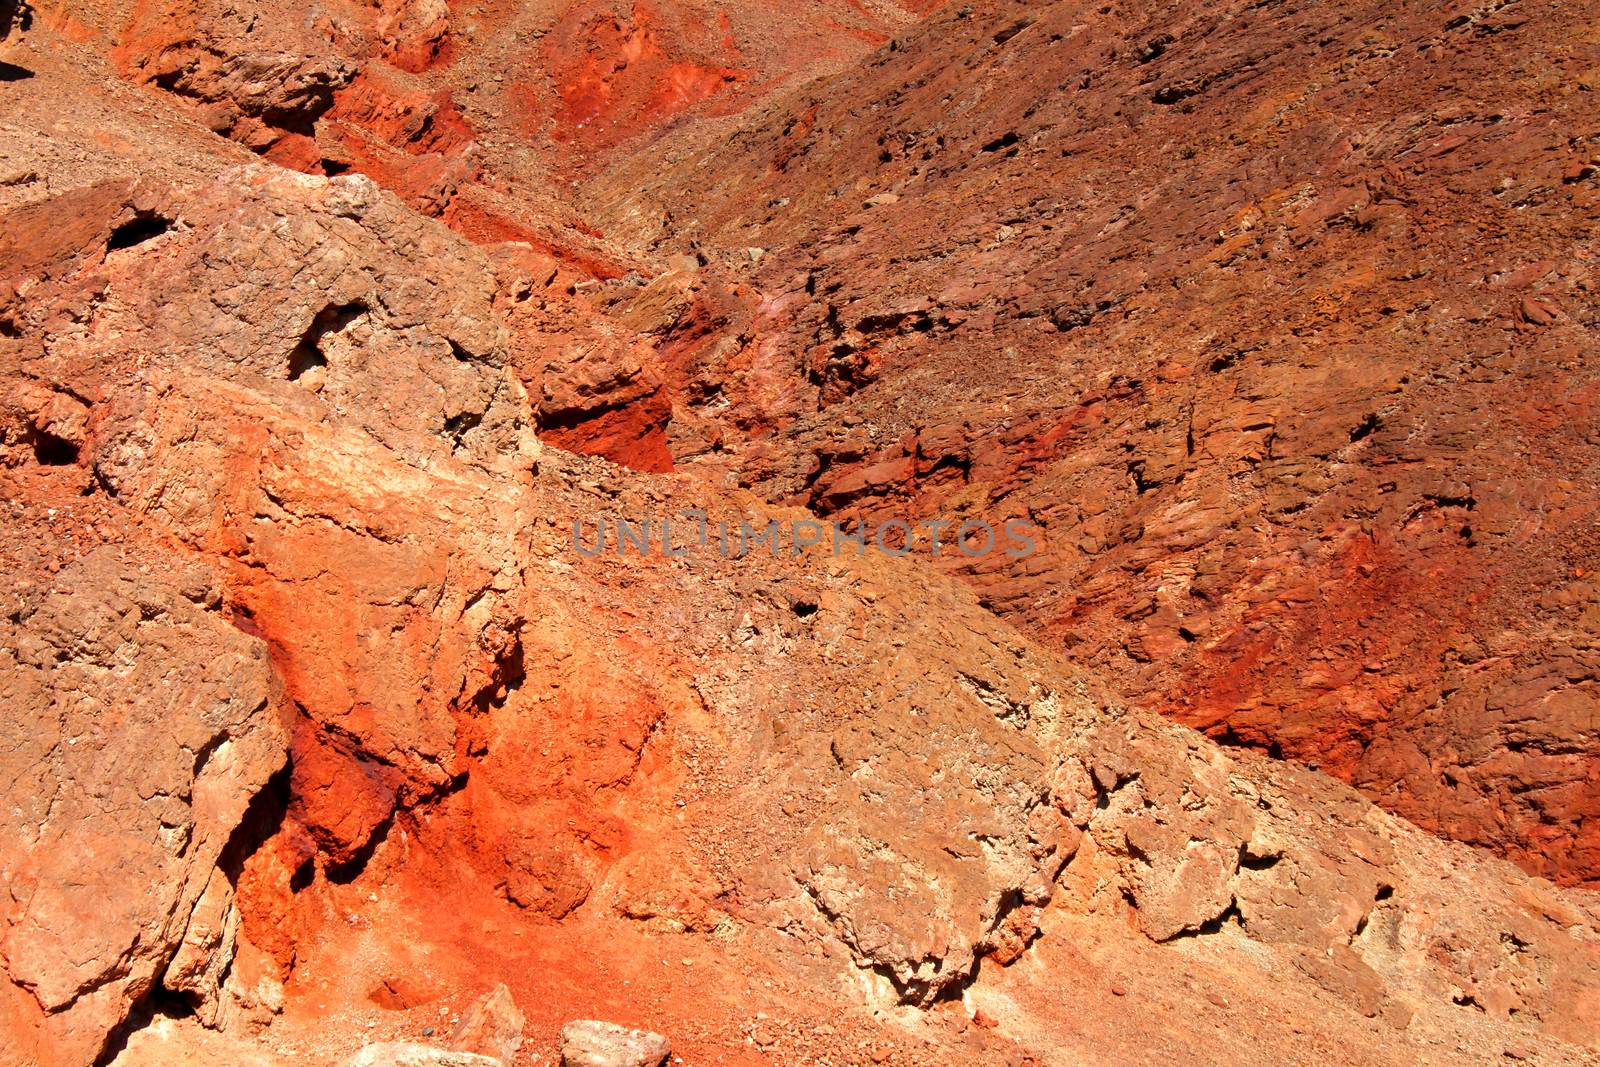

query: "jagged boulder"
left=0, top=547, right=287, bottom=1066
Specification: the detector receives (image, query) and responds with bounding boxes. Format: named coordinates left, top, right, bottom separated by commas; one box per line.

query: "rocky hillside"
left=587, top=0, right=1600, bottom=888
left=1, top=2, right=1598, bottom=1066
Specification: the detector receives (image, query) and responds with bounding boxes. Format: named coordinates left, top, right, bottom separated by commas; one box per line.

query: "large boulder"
left=0, top=546, right=287, bottom=1066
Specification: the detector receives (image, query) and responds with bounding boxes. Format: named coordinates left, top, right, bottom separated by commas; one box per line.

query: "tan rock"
left=558, top=1020, right=671, bottom=1067
left=343, top=1043, right=502, bottom=1067
left=447, top=984, right=523, bottom=1065
left=0, top=549, right=287, bottom=1063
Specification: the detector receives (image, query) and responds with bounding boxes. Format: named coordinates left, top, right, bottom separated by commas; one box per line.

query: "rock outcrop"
left=0, top=544, right=287, bottom=1065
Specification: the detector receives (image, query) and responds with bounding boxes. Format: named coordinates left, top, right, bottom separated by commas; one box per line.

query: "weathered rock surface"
left=106, top=1016, right=287, bottom=1067
left=342, top=1043, right=501, bottom=1067
left=446, top=984, right=522, bottom=1065
left=590, top=0, right=1600, bottom=888
left=2, top=2, right=1599, bottom=1066
left=0, top=544, right=287, bottom=1066
left=558, top=1020, right=670, bottom=1067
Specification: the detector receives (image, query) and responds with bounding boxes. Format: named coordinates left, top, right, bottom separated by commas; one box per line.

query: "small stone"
left=559, top=1020, right=671, bottom=1067
left=1520, top=296, right=1558, bottom=326
left=863, top=192, right=900, bottom=208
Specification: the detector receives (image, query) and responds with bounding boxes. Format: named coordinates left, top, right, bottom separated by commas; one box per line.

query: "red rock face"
left=316, top=71, right=479, bottom=216
left=4, top=2, right=1600, bottom=1066
left=542, top=1, right=746, bottom=154
left=590, top=0, right=1600, bottom=887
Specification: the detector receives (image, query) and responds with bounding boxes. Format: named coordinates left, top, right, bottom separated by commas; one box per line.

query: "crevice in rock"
left=1348, top=412, right=1381, bottom=442
left=1210, top=724, right=1286, bottom=763
left=469, top=632, right=526, bottom=716
left=444, top=408, right=484, bottom=450
left=1237, top=841, right=1281, bottom=871
left=978, top=886, right=1046, bottom=966
left=991, top=18, right=1033, bottom=46
left=92, top=764, right=290, bottom=1066
left=106, top=213, right=173, bottom=253
left=800, top=881, right=972, bottom=1007
left=218, top=763, right=293, bottom=885
left=27, top=426, right=79, bottom=466
left=1090, top=766, right=1139, bottom=810
left=1160, top=900, right=1243, bottom=942
left=0, top=0, right=36, bottom=40
left=324, top=812, right=394, bottom=885
left=93, top=987, right=197, bottom=1067
left=981, top=131, right=1020, bottom=153
left=289, top=302, right=367, bottom=384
